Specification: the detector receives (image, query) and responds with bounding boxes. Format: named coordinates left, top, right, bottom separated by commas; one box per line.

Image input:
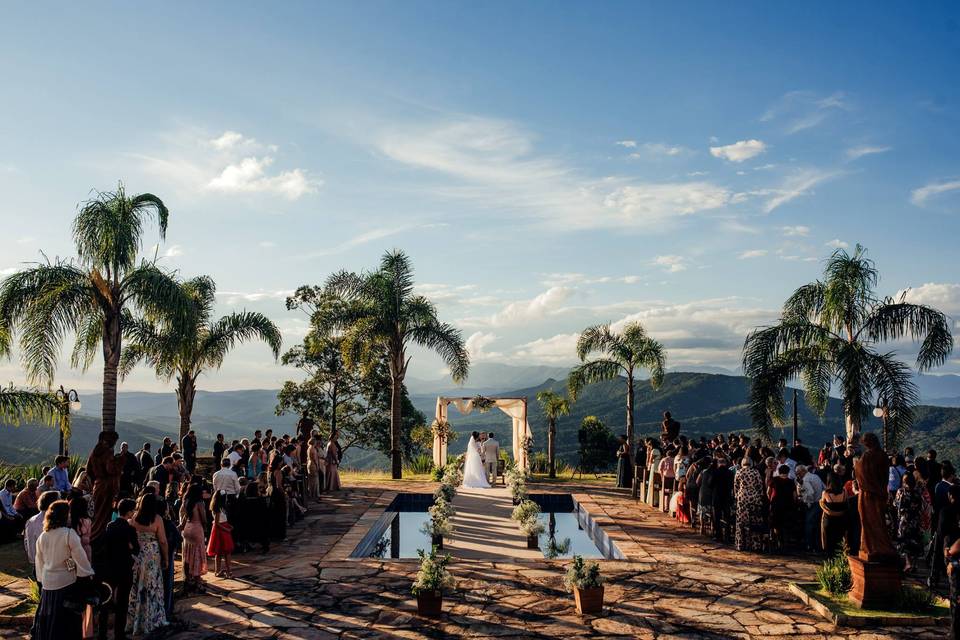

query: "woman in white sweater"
left=31, top=500, right=95, bottom=640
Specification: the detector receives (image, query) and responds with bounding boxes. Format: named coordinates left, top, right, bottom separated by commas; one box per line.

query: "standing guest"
left=733, top=457, right=766, bottom=551
left=31, top=500, right=95, bottom=640
left=156, top=437, right=174, bottom=465
left=769, top=464, right=796, bottom=550
left=118, top=442, right=141, bottom=496
left=24, top=491, right=61, bottom=574
left=776, top=448, right=797, bottom=480
left=86, top=430, right=123, bottom=540
left=895, top=471, right=924, bottom=573
left=306, top=436, right=322, bottom=500
left=615, top=435, right=632, bottom=489
left=798, top=465, right=826, bottom=552
left=96, top=498, right=139, bottom=640
left=212, top=457, right=241, bottom=496
left=268, top=453, right=287, bottom=541
left=226, top=443, right=243, bottom=470
left=48, top=455, right=73, bottom=493
left=711, top=455, right=734, bottom=542
left=791, top=438, right=813, bottom=467
left=136, top=443, right=153, bottom=486
left=297, top=412, right=316, bottom=467
left=156, top=500, right=181, bottom=619
left=661, top=411, right=681, bottom=442
left=658, top=447, right=676, bottom=495
left=207, top=490, right=235, bottom=578
left=325, top=431, right=342, bottom=492
left=888, top=454, right=908, bottom=497
left=820, top=474, right=848, bottom=556
left=127, top=494, right=168, bottom=636
left=68, top=493, right=93, bottom=562
left=928, top=450, right=943, bottom=488
left=181, top=430, right=198, bottom=474
left=249, top=442, right=265, bottom=480
left=14, top=478, right=40, bottom=520
left=180, top=484, right=208, bottom=594
left=147, top=457, right=174, bottom=498
left=697, top=458, right=716, bottom=536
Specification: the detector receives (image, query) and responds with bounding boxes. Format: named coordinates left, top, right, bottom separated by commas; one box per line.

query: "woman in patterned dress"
left=127, top=494, right=169, bottom=636
left=733, top=456, right=766, bottom=551
left=894, top=470, right=923, bottom=573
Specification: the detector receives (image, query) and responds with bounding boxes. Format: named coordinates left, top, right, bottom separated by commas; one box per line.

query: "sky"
left=1, top=2, right=959, bottom=393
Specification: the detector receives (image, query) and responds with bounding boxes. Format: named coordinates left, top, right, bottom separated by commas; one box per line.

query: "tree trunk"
left=390, top=374, right=403, bottom=479
left=625, top=369, right=635, bottom=466
left=100, top=313, right=121, bottom=433
left=548, top=417, right=556, bottom=479
left=176, top=375, right=196, bottom=441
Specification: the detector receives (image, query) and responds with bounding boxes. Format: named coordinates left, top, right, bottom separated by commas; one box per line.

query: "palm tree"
left=536, top=389, right=570, bottom=479
left=567, top=322, right=666, bottom=464
left=318, top=250, right=469, bottom=479
left=0, top=384, right=61, bottom=427
left=742, top=244, right=953, bottom=445
left=120, top=276, right=282, bottom=439
left=0, top=183, right=190, bottom=434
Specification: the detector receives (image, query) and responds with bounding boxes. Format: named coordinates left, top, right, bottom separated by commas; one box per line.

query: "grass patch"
left=0, top=599, right=36, bottom=618
left=797, top=582, right=949, bottom=621
left=0, top=541, right=31, bottom=584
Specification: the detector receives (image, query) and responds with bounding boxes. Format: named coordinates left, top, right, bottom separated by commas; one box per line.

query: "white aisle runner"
left=447, top=486, right=543, bottom=560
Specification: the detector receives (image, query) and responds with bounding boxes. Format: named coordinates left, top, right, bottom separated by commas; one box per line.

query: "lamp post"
left=873, top=397, right=890, bottom=452
left=54, top=386, right=81, bottom=456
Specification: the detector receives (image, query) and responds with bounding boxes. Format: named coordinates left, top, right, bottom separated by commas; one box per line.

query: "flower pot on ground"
left=526, top=534, right=539, bottom=549
left=431, top=534, right=444, bottom=549
left=412, top=548, right=454, bottom=618
left=564, top=555, right=605, bottom=615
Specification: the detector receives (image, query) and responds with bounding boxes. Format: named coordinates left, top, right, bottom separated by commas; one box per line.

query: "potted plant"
left=564, top=555, right=604, bottom=615
left=520, top=516, right=545, bottom=548
left=412, top=548, right=454, bottom=617
left=421, top=514, right=453, bottom=549
left=511, top=499, right=540, bottom=523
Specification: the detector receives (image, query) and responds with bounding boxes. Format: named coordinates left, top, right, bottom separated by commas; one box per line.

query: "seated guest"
left=0, top=478, right=24, bottom=537
left=14, top=478, right=40, bottom=520
left=48, top=456, right=72, bottom=493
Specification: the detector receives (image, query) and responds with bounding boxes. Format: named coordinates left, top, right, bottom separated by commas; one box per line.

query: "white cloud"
left=540, top=273, right=642, bottom=287
left=375, top=116, right=731, bottom=231
left=782, top=225, right=811, bottom=237
left=258, top=241, right=276, bottom=249
left=825, top=239, right=849, bottom=249
left=898, top=283, right=960, bottom=318
left=216, top=289, right=294, bottom=304
left=653, top=255, right=687, bottom=273
left=299, top=226, right=412, bottom=259
left=207, top=156, right=318, bottom=199
left=615, top=140, right=637, bottom=148
left=630, top=142, right=691, bottom=158
left=512, top=333, right=580, bottom=364
left=211, top=131, right=246, bottom=150
left=762, top=91, right=852, bottom=134
left=911, top=179, right=960, bottom=207
left=465, top=332, right=503, bottom=361
left=738, top=249, right=768, bottom=259
left=763, top=169, right=839, bottom=213
left=709, top=139, right=766, bottom=163
left=488, top=286, right=573, bottom=327
left=846, top=145, right=891, bottom=161
left=148, top=243, right=184, bottom=259
left=0, top=267, right=18, bottom=276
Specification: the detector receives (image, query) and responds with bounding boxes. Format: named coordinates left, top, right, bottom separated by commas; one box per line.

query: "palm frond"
left=635, top=337, right=666, bottom=389
left=866, top=350, right=919, bottom=448
left=0, top=385, right=61, bottom=427
left=575, top=324, right=619, bottom=361
left=862, top=299, right=954, bottom=370
left=70, top=308, right=104, bottom=372
left=408, top=320, right=469, bottom=383
left=120, top=262, right=191, bottom=326
left=783, top=281, right=826, bottom=320
left=567, top=359, right=623, bottom=401
left=201, top=311, right=283, bottom=370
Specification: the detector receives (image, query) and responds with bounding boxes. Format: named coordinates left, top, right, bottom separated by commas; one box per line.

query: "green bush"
left=431, top=465, right=445, bottom=481
left=896, top=585, right=936, bottom=611
left=816, top=544, right=852, bottom=596
left=405, top=453, right=433, bottom=475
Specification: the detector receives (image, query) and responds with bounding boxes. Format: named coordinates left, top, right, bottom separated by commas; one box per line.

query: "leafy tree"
left=568, top=322, right=665, bottom=465
left=742, top=244, right=953, bottom=445
left=536, top=389, right=571, bottom=478
left=577, top=415, right=615, bottom=475
left=316, top=250, right=469, bottom=478
left=0, top=184, right=189, bottom=434
left=120, top=276, right=282, bottom=439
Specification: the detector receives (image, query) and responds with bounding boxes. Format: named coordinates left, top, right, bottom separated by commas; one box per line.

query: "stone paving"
left=1, top=480, right=951, bottom=639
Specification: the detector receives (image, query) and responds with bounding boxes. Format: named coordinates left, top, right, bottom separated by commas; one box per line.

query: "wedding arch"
left=432, top=396, right=531, bottom=470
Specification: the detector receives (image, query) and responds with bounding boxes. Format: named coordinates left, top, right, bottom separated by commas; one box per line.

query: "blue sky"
left=1, top=2, right=959, bottom=391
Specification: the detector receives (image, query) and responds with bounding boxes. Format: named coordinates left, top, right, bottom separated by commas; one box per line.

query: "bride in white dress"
left=461, top=433, right=491, bottom=489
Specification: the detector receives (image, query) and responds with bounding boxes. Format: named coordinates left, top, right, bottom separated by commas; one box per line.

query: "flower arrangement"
left=563, top=555, right=604, bottom=591
left=441, top=461, right=463, bottom=487
left=429, top=496, right=455, bottom=521
left=421, top=513, right=454, bottom=538
left=511, top=499, right=540, bottom=523
left=430, top=419, right=458, bottom=444
left=411, top=548, right=455, bottom=596
left=505, top=466, right=528, bottom=503
left=519, top=516, right=545, bottom=538
left=434, top=481, right=456, bottom=503
left=471, top=395, right=496, bottom=413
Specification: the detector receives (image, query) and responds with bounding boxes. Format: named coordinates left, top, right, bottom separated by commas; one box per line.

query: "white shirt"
left=0, top=488, right=16, bottom=517
left=212, top=468, right=240, bottom=495
left=24, top=511, right=44, bottom=564
left=799, top=472, right=826, bottom=507
left=227, top=450, right=242, bottom=467
left=35, top=527, right=94, bottom=591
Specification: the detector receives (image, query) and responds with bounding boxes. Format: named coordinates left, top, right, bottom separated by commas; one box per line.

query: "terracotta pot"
left=526, top=534, right=540, bottom=549
left=417, top=591, right=443, bottom=617
left=573, top=585, right=604, bottom=615
left=431, top=534, right=444, bottom=550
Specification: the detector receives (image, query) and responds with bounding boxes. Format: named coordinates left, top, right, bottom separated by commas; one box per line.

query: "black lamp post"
left=873, top=397, right=893, bottom=452
left=54, top=386, right=81, bottom=456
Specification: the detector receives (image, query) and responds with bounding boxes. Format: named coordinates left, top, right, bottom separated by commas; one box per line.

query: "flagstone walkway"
left=447, top=486, right=542, bottom=561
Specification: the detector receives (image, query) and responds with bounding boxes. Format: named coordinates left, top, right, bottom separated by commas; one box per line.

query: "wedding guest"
left=207, top=490, right=235, bottom=578
left=68, top=493, right=93, bottom=562
left=24, top=491, right=61, bottom=574
left=180, top=484, right=208, bottom=594
left=0, top=478, right=23, bottom=537
left=797, top=465, right=825, bottom=552
left=181, top=430, right=198, bottom=474
left=268, top=453, right=287, bottom=541
left=325, top=431, right=342, bottom=492
left=135, top=443, right=153, bottom=485
left=156, top=500, right=181, bottom=619
left=820, top=474, right=848, bottom=556
left=769, top=465, right=796, bottom=550
left=895, top=471, right=923, bottom=573
left=97, top=498, right=139, bottom=640
left=307, top=436, right=322, bottom=500
left=31, top=500, right=95, bottom=640
left=48, top=455, right=72, bottom=493
left=615, top=435, right=631, bottom=489
left=733, top=457, right=766, bottom=551
left=127, top=494, right=168, bottom=636
left=14, top=478, right=40, bottom=519
left=118, top=442, right=141, bottom=496
left=213, top=433, right=226, bottom=464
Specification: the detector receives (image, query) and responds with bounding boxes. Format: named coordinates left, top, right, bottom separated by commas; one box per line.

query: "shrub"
left=529, top=452, right=550, bottom=474
left=564, top=555, right=603, bottom=591
left=511, top=499, right=540, bottom=523
left=520, top=517, right=545, bottom=537
left=28, top=579, right=40, bottom=604
left=405, top=454, right=433, bottom=475
left=896, top=585, right=936, bottom=611
left=815, top=544, right=852, bottom=596
left=431, top=465, right=446, bottom=482
left=411, top=548, right=454, bottom=595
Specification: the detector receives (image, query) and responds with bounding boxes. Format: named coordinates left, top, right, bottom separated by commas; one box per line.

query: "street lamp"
left=54, top=386, right=80, bottom=456
left=872, top=397, right=896, bottom=452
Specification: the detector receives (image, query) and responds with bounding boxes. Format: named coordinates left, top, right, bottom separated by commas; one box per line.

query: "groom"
left=482, top=432, right=499, bottom=484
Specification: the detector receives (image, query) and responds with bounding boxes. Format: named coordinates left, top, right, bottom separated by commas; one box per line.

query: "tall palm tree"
left=536, top=390, right=571, bottom=479
left=0, top=184, right=190, bottom=434
left=567, top=322, right=666, bottom=464
left=742, top=244, right=953, bottom=445
left=120, top=276, right=282, bottom=439
left=318, top=250, right=469, bottom=479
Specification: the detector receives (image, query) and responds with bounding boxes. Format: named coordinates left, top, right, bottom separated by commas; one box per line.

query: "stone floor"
left=2, top=480, right=951, bottom=639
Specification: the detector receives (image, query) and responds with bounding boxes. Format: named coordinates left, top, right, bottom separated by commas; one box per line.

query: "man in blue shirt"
left=48, top=455, right=72, bottom=493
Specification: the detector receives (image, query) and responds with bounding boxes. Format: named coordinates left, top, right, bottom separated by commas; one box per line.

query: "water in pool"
left=366, top=511, right=433, bottom=559
left=534, top=511, right=604, bottom=559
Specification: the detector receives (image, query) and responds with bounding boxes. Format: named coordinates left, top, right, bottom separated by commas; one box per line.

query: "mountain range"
left=2, top=362, right=960, bottom=468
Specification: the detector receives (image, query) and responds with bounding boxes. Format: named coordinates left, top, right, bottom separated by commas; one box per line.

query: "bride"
left=461, top=431, right=490, bottom=489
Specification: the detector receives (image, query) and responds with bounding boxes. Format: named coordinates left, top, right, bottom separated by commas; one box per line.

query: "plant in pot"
left=564, top=555, right=604, bottom=615
left=412, top=547, right=454, bottom=617
left=421, top=512, right=453, bottom=549
left=511, top=499, right=540, bottom=523
left=519, top=515, right=545, bottom=549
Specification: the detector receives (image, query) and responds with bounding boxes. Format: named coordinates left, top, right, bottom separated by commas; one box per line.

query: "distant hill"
left=3, top=371, right=960, bottom=469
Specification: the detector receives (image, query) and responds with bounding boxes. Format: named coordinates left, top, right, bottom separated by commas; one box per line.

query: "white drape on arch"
left=432, top=396, right=530, bottom=470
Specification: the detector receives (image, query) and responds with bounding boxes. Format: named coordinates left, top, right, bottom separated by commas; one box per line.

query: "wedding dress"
left=461, top=436, right=491, bottom=489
